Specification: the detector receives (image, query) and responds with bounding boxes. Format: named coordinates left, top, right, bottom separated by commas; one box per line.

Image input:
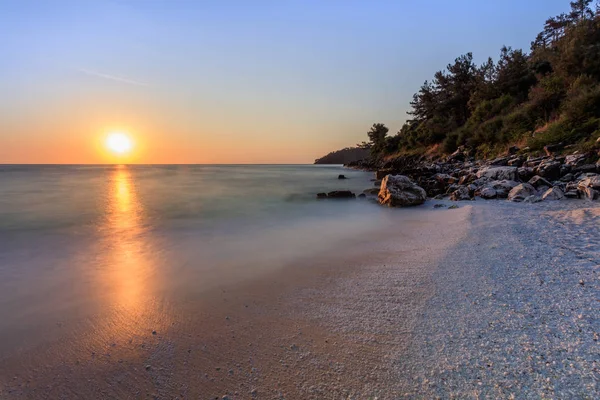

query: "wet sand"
left=2, top=200, right=599, bottom=399
left=0, top=205, right=471, bottom=399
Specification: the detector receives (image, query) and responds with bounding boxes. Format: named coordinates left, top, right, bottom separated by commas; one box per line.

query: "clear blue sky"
left=1, top=0, right=568, bottom=163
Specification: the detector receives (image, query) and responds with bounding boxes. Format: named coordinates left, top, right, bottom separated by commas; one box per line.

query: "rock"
left=565, top=153, right=586, bottom=167
left=581, top=187, right=599, bottom=200
left=433, top=204, right=446, bottom=208
left=524, top=195, right=543, bottom=203
left=476, top=186, right=497, bottom=199
left=363, top=188, right=380, bottom=195
left=433, top=194, right=444, bottom=200
left=482, top=180, right=520, bottom=199
left=433, top=173, right=457, bottom=184
left=450, top=186, right=471, bottom=201
left=577, top=174, right=600, bottom=190
left=573, top=164, right=598, bottom=174
left=378, top=175, right=427, bottom=207
left=337, top=174, right=347, bottom=179
left=316, top=193, right=327, bottom=199
left=508, top=145, right=520, bottom=155
left=542, top=187, right=565, bottom=200
left=544, top=142, right=563, bottom=156
left=448, top=205, right=459, bottom=209
left=490, top=157, right=510, bottom=166
left=373, top=180, right=382, bottom=186
left=508, top=183, right=537, bottom=202
left=357, top=193, right=366, bottom=199
left=447, top=147, right=467, bottom=162
left=476, top=166, right=518, bottom=181
left=458, top=174, right=476, bottom=185
left=517, top=167, right=535, bottom=182
left=376, top=170, right=391, bottom=180
left=560, top=173, right=574, bottom=182
left=535, top=160, right=561, bottom=181
left=152, top=330, right=157, bottom=335
left=564, top=190, right=579, bottom=199
left=507, top=157, right=524, bottom=167
left=528, top=175, right=553, bottom=189
left=327, top=190, right=356, bottom=199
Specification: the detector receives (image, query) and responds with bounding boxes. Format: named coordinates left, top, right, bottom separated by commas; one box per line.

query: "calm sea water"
left=0, top=165, right=387, bottom=353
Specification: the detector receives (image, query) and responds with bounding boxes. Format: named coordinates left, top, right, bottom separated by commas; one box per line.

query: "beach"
left=0, top=166, right=599, bottom=398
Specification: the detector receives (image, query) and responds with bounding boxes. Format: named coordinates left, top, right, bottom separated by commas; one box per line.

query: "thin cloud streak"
left=76, top=68, right=149, bottom=87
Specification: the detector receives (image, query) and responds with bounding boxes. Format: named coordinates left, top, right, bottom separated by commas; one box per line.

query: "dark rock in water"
left=433, top=194, right=444, bottom=200
left=363, top=188, right=380, bottom=195
left=327, top=190, right=356, bottom=199
left=373, top=180, right=382, bottom=186
left=378, top=175, right=427, bottom=207
left=316, top=192, right=327, bottom=199
left=433, top=204, right=446, bottom=208
left=448, top=205, right=459, bottom=209
left=338, top=174, right=347, bottom=179
left=357, top=193, right=367, bottom=199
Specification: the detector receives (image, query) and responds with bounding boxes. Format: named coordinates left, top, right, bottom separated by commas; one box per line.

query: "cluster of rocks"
left=345, top=146, right=600, bottom=207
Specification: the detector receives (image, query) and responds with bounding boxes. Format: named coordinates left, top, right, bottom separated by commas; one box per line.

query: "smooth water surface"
left=0, top=165, right=386, bottom=354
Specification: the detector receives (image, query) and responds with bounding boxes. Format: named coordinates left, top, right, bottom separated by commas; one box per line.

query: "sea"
left=0, top=164, right=389, bottom=355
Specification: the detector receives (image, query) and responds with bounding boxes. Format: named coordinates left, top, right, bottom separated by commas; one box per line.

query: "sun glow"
left=106, top=132, right=133, bottom=154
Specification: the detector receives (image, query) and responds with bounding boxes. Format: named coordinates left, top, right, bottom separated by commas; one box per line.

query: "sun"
left=106, top=132, right=133, bottom=154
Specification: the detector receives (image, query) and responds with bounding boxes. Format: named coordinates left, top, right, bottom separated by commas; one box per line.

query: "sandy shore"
left=1, top=200, right=599, bottom=399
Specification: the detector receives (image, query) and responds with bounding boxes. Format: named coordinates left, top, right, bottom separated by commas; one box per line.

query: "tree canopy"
left=367, top=0, right=600, bottom=159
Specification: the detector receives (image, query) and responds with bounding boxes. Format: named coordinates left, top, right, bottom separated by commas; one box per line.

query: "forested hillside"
left=314, top=146, right=370, bottom=164
left=364, top=0, right=600, bottom=160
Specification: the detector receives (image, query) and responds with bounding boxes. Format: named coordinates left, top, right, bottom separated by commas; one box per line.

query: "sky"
left=0, top=0, right=569, bottom=164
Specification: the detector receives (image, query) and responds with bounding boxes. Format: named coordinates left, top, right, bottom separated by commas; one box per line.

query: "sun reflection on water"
left=103, top=165, right=154, bottom=314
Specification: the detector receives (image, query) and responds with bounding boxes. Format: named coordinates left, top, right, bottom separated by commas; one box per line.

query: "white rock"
left=378, top=175, right=427, bottom=207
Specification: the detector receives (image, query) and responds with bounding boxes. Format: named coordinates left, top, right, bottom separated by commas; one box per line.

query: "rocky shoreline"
left=335, top=145, right=600, bottom=206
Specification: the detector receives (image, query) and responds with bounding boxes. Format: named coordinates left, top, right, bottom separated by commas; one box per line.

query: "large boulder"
left=508, top=183, right=537, bottom=202
left=378, top=175, right=427, bottom=207
left=476, top=166, right=518, bottom=181
left=542, top=187, right=565, bottom=201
